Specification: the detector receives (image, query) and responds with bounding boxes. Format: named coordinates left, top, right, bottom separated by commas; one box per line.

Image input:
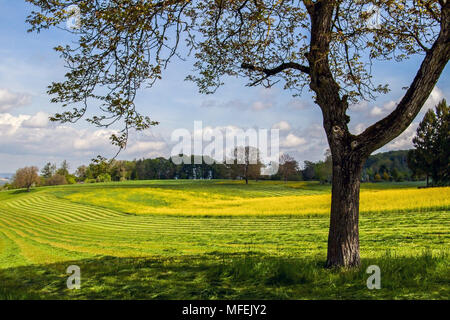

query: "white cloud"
left=200, top=87, right=278, bottom=112
left=353, top=123, right=366, bottom=134
left=0, top=113, right=30, bottom=135
left=370, top=100, right=397, bottom=117
left=22, top=112, right=49, bottom=128
left=272, top=121, right=291, bottom=131
left=72, top=129, right=115, bottom=151
left=369, top=86, right=444, bottom=118
left=0, top=89, right=31, bottom=112
left=0, top=112, right=169, bottom=162
left=370, top=106, right=383, bottom=117
left=423, top=86, right=444, bottom=111
left=200, top=99, right=246, bottom=109
left=281, top=133, right=306, bottom=148
left=383, top=122, right=418, bottom=151
left=349, top=101, right=369, bottom=112
left=279, top=124, right=328, bottom=163
left=251, top=101, right=273, bottom=111
left=252, top=88, right=278, bottom=111
left=200, top=98, right=273, bottom=111
left=125, top=141, right=167, bottom=154
left=287, top=99, right=309, bottom=110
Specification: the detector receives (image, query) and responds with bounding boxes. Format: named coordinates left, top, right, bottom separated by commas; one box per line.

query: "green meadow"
left=0, top=180, right=448, bottom=299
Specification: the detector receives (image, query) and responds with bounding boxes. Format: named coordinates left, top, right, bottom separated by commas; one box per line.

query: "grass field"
left=0, top=180, right=448, bottom=299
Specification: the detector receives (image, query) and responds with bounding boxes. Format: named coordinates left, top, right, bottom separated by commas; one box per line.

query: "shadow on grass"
left=0, top=251, right=448, bottom=300
left=9, top=189, right=37, bottom=195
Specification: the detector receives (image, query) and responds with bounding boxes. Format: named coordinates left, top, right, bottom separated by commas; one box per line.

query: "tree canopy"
left=26, top=0, right=449, bottom=154
left=13, top=166, right=40, bottom=192
left=408, top=99, right=449, bottom=186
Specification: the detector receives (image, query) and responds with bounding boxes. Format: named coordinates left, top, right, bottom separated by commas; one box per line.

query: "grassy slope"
left=0, top=180, right=448, bottom=299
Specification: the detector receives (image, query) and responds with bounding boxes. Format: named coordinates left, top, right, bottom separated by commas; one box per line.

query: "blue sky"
left=0, top=0, right=448, bottom=174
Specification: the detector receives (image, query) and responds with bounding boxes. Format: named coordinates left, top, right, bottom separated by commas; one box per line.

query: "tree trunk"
left=326, top=154, right=364, bottom=268
left=244, top=163, right=249, bottom=184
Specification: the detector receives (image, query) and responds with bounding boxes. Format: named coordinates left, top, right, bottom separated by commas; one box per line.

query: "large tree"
left=27, top=0, right=449, bottom=267
left=408, top=99, right=449, bottom=185
left=231, top=146, right=263, bottom=184
left=279, top=153, right=299, bottom=182
left=13, top=166, right=40, bottom=192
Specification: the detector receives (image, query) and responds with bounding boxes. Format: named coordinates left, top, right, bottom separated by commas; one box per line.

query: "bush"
left=96, top=173, right=111, bottom=183
left=84, top=178, right=96, bottom=184
left=66, top=175, right=77, bottom=185
left=47, top=174, right=67, bottom=186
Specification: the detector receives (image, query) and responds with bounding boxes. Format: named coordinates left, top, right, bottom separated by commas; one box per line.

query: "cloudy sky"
left=0, top=1, right=448, bottom=174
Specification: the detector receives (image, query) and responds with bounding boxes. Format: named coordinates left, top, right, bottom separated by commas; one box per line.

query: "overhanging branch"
left=356, top=4, right=450, bottom=157
left=241, top=62, right=310, bottom=76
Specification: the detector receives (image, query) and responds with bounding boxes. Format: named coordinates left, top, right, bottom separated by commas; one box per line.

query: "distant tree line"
left=1, top=148, right=443, bottom=192
left=362, top=150, right=413, bottom=182
left=1, top=148, right=427, bottom=192
left=3, top=99, right=447, bottom=191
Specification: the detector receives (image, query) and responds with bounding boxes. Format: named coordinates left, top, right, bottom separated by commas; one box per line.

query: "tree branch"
left=241, top=61, right=310, bottom=76
left=356, top=4, right=450, bottom=157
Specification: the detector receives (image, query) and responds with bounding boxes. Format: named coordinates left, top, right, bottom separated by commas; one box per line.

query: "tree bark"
left=326, top=152, right=364, bottom=268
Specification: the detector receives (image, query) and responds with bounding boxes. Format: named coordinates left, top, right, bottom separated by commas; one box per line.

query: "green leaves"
left=409, top=99, right=449, bottom=186
left=26, top=0, right=446, bottom=152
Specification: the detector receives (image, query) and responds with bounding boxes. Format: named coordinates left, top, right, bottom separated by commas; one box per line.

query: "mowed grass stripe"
left=0, top=214, right=158, bottom=259
left=2, top=197, right=448, bottom=238
left=0, top=201, right=126, bottom=230
left=0, top=230, right=30, bottom=268
left=0, top=210, right=444, bottom=252
left=0, top=182, right=449, bottom=270
left=2, top=198, right=448, bottom=238
left=4, top=194, right=125, bottom=219
left=5, top=198, right=123, bottom=223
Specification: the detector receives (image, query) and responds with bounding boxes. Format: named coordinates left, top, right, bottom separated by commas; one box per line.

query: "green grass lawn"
left=0, top=180, right=448, bottom=299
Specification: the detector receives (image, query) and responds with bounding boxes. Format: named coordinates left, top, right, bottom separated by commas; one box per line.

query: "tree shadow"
left=9, top=189, right=34, bottom=195
left=0, top=251, right=447, bottom=300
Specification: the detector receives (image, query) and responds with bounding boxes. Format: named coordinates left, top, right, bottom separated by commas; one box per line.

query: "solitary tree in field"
left=27, top=0, right=449, bottom=267
left=13, top=167, right=40, bottom=192
left=408, top=99, right=449, bottom=186
left=231, top=146, right=262, bottom=184
left=279, top=154, right=299, bottom=182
